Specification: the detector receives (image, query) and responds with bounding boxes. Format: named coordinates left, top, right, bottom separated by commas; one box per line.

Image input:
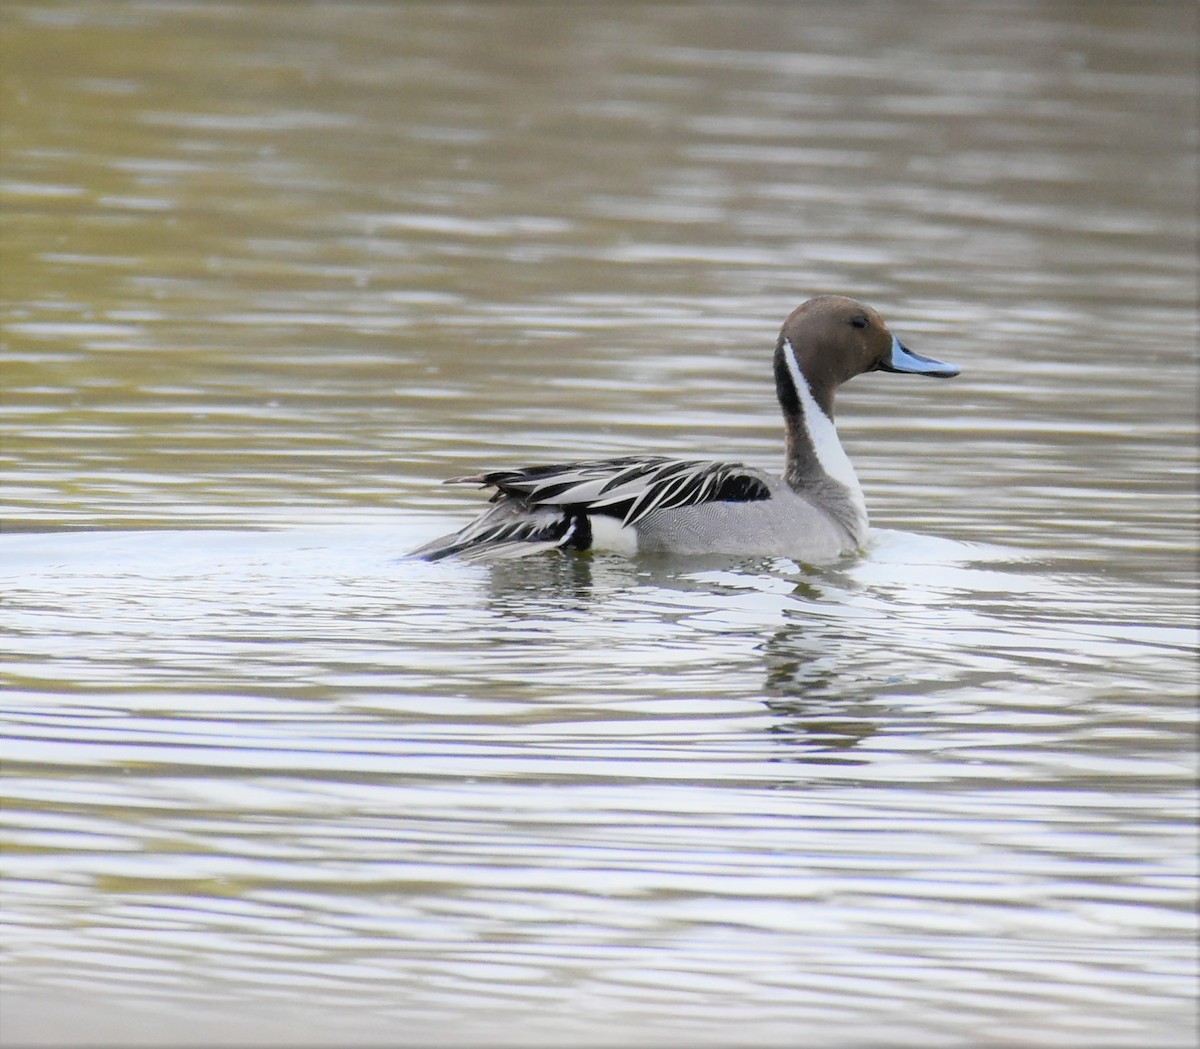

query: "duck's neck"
left=774, top=337, right=868, bottom=537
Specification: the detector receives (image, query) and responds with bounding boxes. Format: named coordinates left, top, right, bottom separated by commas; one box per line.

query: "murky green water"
left=2, top=3, right=1197, bottom=1046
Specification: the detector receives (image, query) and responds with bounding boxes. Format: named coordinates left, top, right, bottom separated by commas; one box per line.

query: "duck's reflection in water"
left=758, top=622, right=882, bottom=763
left=465, top=551, right=900, bottom=762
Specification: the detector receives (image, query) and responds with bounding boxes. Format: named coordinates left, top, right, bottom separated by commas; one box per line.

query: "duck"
left=410, top=295, right=959, bottom=563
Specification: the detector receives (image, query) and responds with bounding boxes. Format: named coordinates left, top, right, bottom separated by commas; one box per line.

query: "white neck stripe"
left=782, top=338, right=865, bottom=501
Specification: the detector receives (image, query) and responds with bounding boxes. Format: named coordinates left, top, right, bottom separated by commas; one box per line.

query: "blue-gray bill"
left=877, top=335, right=960, bottom=377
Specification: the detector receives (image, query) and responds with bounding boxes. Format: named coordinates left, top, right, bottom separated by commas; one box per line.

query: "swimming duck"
left=410, top=295, right=959, bottom=562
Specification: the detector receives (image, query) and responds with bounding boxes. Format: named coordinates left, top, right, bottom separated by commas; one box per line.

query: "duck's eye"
left=850, top=315, right=869, bottom=330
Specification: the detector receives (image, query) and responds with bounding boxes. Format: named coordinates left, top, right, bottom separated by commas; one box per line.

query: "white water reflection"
left=2, top=521, right=1195, bottom=1047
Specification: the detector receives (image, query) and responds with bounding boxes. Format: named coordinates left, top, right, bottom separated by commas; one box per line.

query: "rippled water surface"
left=2, top=3, right=1197, bottom=1047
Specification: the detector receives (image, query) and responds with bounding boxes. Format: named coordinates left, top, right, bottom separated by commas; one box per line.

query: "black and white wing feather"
left=452, top=456, right=770, bottom=526
left=411, top=455, right=771, bottom=561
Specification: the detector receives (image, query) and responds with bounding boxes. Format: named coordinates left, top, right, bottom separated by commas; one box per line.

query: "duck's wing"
left=410, top=455, right=772, bottom=562
left=449, top=455, right=771, bottom=526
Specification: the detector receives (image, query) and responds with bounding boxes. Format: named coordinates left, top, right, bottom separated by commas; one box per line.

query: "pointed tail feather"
left=407, top=504, right=589, bottom=562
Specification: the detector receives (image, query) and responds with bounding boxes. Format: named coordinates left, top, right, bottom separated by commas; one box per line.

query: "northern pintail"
left=411, top=296, right=959, bottom=562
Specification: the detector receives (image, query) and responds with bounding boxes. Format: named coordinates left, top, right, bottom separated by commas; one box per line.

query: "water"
left=1, top=3, right=1197, bottom=1046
